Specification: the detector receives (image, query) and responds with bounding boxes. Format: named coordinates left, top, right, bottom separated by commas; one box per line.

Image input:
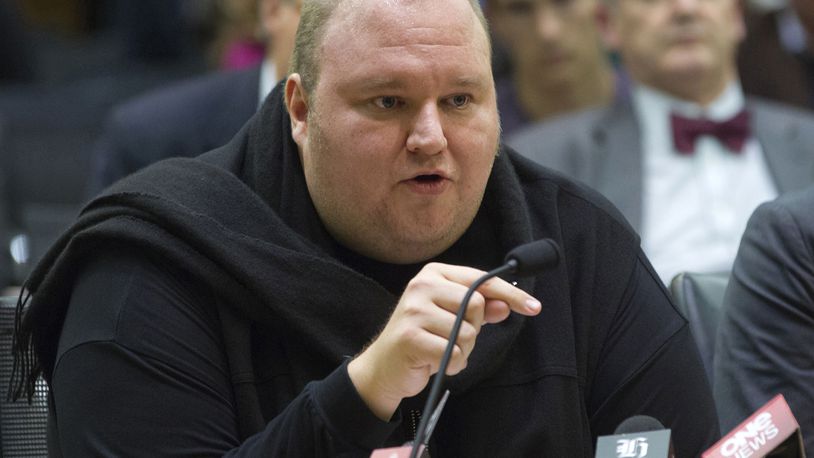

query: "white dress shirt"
left=633, top=83, right=778, bottom=285
left=259, top=60, right=277, bottom=108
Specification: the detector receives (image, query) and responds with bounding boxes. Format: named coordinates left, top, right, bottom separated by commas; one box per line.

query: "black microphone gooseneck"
left=409, top=239, right=560, bottom=458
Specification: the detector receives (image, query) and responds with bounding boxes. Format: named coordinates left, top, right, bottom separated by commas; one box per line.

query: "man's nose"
left=536, top=7, right=564, bottom=42
left=406, top=103, right=447, bottom=155
left=672, top=0, right=700, bottom=15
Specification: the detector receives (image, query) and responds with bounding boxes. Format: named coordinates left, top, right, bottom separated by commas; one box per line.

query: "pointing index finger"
left=435, top=264, right=541, bottom=316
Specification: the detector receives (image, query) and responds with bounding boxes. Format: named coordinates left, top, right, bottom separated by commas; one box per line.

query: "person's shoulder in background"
left=714, top=185, right=814, bottom=454
left=86, top=66, right=262, bottom=197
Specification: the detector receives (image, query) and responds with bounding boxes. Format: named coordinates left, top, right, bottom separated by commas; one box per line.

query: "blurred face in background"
left=601, top=0, right=745, bottom=103
left=260, top=0, right=302, bottom=78
left=490, top=0, right=607, bottom=90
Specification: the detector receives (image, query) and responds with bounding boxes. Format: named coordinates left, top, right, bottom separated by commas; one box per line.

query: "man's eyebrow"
left=355, top=78, right=409, bottom=92
left=352, top=76, right=489, bottom=93
left=453, top=76, right=489, bottom=90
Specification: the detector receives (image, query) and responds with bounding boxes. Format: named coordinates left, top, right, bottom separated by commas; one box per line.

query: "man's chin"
left=662, top=50, right=716, bottom=75
left=374, top=226, right=462, bottom=264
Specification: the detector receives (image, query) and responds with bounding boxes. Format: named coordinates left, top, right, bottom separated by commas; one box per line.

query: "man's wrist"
left=347, top=351, right=403, bottom=421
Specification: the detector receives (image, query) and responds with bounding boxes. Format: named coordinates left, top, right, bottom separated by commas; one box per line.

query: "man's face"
left=288, top=0, right=499, bottom=264
left=490, top=0, right=606, bottom=88
left=604, top=0, right=745, bottom=95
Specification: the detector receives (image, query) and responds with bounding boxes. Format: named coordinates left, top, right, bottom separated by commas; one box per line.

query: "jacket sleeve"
left=51, top=250, right=398, bottom=457
left=713, top=198, right=814, bottom=454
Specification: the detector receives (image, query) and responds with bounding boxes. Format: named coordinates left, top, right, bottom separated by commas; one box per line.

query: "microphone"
left=595, top=415, right=674, bottom=458
left=615, top=416, right=668, bottom=434
left=400, top=239, right=560, bottom=458
left=503, top=238, right=560, bottom=276
left=702, top=394, right=805, bottom=458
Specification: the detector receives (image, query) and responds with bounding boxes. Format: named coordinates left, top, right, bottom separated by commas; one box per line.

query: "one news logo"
left=720, top=412, right=779, bottom=458
left=616, top=437, right=649, bottom=457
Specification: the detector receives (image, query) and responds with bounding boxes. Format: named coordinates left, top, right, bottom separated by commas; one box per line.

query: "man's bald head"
left=289, top=0, right=491, bottom=94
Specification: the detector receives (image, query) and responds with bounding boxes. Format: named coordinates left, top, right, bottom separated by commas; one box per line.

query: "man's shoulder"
left=751, top=186, right=814, bottom=235
left=109, top=67, right=260, bottom=132
left=505, top=103, right=630, bottom=175
left=748, top=96, right=814, bottom=130
left=507, top=105, right=611, bottom=152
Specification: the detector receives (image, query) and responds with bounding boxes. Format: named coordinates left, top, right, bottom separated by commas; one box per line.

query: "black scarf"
left=12, top=82, right=537, bottom=438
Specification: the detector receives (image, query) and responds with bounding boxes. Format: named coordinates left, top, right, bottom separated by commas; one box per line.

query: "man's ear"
left=595, top=3, right=620, bottom=51
left=285, top=74, right=309, bottom=146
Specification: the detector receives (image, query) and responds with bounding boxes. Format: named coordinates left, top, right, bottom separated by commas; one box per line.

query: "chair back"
left=0, top=296, right=49, bottom=457
left=670, top=271, right=730, bottom=385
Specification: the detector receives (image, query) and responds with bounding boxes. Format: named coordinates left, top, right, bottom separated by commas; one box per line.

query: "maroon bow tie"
left=670, top=109, right=751, bottom=155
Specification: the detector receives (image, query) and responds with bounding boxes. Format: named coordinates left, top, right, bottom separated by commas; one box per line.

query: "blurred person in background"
left=738, top=0, right=814, bottom=109
left=86, top=0, right=301, bottom=196
left=509, top=0, right=814, bottom=285
left=714, top=185, right=814, bottom=455
left=486, top=0, right=623, bottom=136
left=212, top=0, right=268, bottom=69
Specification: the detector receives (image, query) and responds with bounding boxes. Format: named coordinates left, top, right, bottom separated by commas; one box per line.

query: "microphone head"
left=504, top=238, right=560, bottom=276
left=597, top=416, right=673, bottom=458
left=614, top=415, right=666, bottom=434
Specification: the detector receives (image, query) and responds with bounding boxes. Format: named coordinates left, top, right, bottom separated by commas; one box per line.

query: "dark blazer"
left=86, top=66, right=262, bottom=197
left=713, top=186, right=814, bottom=455
left=507, top=97, right=814, bottom=231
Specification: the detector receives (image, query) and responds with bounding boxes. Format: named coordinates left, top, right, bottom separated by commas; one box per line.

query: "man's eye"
left=448, top=94, right=471, bottom=108
left=374, top=96, right=400, bottom=109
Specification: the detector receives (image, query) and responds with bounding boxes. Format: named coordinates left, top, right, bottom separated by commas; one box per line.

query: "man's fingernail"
left=526, top=299, right=541, bottom=312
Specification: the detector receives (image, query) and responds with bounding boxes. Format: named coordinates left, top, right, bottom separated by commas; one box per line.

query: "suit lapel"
left=590, top=101, right=645, bottom=230
left=751, top=99, right=814, bottom=193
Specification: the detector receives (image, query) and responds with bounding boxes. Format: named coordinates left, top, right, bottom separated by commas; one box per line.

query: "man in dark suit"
left=714, top=186, right=814, bottom=454
left=86, top=0, right=301, bottom=197
left=508, top=0, right=814, bottom=284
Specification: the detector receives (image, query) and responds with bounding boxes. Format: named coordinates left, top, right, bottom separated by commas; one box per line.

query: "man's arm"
left=52, top=252, right=542, bottom=456
left=588, top=253, right=720, bottom=457
left=714, top=197, right=814, bottom=453
left=52, top=251, right=398, bottom=456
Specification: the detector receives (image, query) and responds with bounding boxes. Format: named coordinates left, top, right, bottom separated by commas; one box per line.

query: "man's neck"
left=514, top=63, right=615, bottom=121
